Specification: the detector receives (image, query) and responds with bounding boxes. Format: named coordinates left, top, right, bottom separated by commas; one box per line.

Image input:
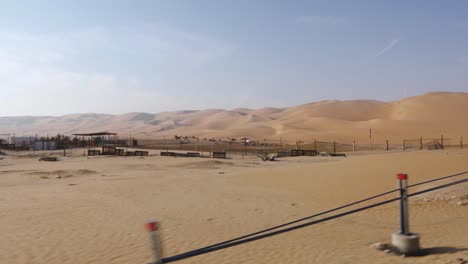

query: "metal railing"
left=145, top=171, right=468, bottom=263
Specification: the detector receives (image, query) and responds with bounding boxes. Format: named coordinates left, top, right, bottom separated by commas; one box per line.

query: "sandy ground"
left=0, top=149, right=467, bottom=264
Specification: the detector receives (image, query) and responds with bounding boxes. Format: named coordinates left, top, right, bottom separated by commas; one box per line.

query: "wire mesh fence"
left=136, top=135, right=466, bottom=156
left=2, top=134, right=464, bottom=155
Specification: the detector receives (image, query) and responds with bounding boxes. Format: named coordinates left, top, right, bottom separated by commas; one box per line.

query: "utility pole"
left=369, top=128, right=373, bottom=151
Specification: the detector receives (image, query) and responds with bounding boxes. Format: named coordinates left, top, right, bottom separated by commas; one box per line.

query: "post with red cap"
left=397, top=173, right=409, bottom=234
left=145, top=221, right=163, bottom=264
left=391, top=174, right=420, bottom=255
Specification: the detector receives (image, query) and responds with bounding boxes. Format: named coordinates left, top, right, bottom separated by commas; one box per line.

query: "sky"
left=0, top=0, right=467, bottom=116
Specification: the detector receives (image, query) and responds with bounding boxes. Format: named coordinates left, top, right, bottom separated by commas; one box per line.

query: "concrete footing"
left=391, top=232, right=420, bottom=255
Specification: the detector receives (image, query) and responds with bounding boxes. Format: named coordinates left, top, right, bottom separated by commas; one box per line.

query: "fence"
left=137, top=135, right=466, bottom=157
left=1, top=134, right=465, bottom=155
left=147, top=172, right=468, bottom=263
left=0, top=136, right=134, bottom=151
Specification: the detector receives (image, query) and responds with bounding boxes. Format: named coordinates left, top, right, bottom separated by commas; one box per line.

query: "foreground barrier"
left=145, top=171, right=468, bottom=263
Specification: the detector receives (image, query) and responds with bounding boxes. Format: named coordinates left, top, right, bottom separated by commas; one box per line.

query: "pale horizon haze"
left=1, top=0, right=468, bottom=116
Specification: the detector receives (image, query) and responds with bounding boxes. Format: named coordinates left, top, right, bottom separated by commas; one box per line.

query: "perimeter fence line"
left=136, top=134, right=466, bottom=157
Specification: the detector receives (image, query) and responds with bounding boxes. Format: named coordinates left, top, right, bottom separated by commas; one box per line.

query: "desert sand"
left=1, top=148, right=467, bottom=264
left=1, top=92, right=468, bottom=143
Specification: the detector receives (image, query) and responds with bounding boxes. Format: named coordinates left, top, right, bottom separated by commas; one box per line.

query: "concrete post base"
left=391, top=232, right=420, bottom=255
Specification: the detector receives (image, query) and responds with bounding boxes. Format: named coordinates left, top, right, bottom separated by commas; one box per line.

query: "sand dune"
left=1, top=92, right=467, bottom=142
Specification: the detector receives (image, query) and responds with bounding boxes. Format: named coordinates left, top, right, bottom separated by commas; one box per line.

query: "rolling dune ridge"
left=1, top=92, right=467, bottom=142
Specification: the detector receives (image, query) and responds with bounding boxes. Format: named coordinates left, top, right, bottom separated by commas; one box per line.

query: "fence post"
left=333, top=141, right=336, bottom=153
left=461, top=136, right=464, bottom=149
left=441, top=134, right=444, bottom=149
left=386, top=139, right=389, bottom=151
left=392, top=174, right=420, bottom=255
left=211, top=142, right=214, bottom=158
left=419, top=137, right=423, bottom=150
left=145, top=221, right=163, bottom=264
left=403, top=138, right=406, bottom=151
left=243, top=137, right=246, bottom=159
left=314, top=139, right=317, bottom=152
left=353, top=140, right=355, bottom=152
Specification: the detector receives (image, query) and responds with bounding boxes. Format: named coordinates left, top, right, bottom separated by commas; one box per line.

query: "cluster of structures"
left=0, top=132, right=135, bottom=152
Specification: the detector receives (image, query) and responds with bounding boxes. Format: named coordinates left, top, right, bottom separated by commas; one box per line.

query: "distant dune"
left=1, top=92, right=467, bottom=142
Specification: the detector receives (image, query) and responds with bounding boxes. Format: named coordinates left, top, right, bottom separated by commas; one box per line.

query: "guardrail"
left=145, top=171, right=468, bottom=263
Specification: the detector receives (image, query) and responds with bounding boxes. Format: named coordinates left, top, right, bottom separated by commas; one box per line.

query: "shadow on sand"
left=419, top=247, right=468, bottom=256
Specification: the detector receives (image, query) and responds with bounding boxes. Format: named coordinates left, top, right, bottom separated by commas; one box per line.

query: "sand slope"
left=1, top=92, right=467, bottom=142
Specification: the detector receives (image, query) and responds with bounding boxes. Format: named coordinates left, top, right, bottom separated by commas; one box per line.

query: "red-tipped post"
left=396, top=174, right=409, bottom=235
left=392, top=173, right=420, bottom=255
left=146, top=221, right=163, bottom=264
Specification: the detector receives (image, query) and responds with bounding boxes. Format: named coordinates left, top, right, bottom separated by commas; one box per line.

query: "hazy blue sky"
left=1, top=0, right=467, bottom=116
